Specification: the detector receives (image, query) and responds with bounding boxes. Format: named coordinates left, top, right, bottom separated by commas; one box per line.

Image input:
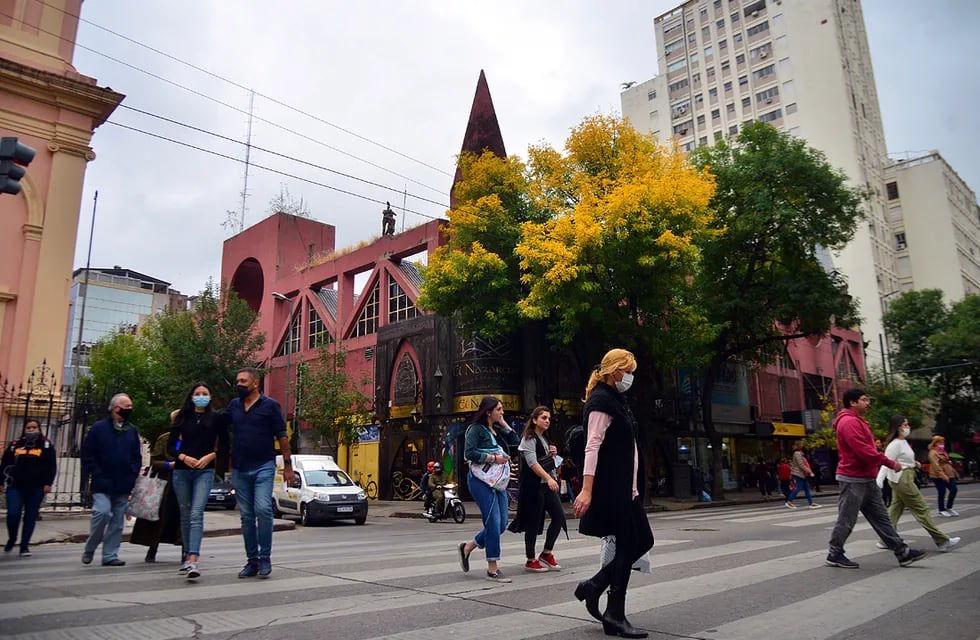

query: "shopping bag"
left=127, top=467, right=167, bottom=521
left=599, top=535, right=652, bottom=574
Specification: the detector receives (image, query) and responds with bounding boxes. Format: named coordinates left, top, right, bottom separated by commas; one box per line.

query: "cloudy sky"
left=69, top=0, right=979, bottom=297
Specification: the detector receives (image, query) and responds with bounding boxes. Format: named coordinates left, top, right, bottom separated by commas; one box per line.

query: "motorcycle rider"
left=428, top=463, right=447, bottom=516
left=421, top=461, right=435, bottom=514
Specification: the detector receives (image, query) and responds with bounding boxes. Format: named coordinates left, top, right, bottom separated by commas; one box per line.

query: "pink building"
left=0, top=0, right=122, bottom=442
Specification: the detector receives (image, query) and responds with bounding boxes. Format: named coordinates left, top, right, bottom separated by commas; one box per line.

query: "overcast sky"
left=70, top=0, right=979, bottom=297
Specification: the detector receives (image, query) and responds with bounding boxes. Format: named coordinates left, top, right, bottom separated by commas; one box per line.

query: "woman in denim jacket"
left=457, top=396, right=520, bottom=583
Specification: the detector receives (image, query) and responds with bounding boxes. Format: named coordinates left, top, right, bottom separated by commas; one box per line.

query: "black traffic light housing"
left=1, top=136, right=37, bottom=196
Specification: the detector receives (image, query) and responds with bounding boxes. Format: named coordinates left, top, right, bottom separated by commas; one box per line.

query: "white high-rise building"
left=623, top=0, right=897, bottom=363
left=884, top=152, right=980, bottom=301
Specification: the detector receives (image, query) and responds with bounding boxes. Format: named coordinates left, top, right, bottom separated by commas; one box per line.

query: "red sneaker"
left=538, top=552, right=561, bottom=570
left=524, top=559, right=548, bottom=573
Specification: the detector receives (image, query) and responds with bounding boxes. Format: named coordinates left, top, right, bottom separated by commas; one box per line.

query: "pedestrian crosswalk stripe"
left=691, top=540, right=980, bottom=640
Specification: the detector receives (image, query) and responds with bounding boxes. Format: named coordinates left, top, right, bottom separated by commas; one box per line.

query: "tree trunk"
left=700, top=358, right=726, bottom=500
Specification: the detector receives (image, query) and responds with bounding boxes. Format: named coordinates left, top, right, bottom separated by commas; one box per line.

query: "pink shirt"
left=584, top=411, right=639, bottom=498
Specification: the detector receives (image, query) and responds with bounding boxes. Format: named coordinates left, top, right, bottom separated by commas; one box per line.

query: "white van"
left=273, top=455, right=368, bottom=526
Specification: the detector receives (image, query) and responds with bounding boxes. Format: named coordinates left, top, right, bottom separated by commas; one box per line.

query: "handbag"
left=127, top=467, right=167, bottom=521
left=470, top=458, right=511, bottom=491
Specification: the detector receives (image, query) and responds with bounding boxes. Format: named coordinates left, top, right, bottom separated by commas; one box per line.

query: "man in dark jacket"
left=80, top=393, right=141, bottom=566
left=826, top=388, right=926, bottom=570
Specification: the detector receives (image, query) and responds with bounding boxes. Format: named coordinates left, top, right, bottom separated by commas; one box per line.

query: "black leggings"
left=588, top=497, right=654, bottom=594
left=525, top=485, right=565, bottom=558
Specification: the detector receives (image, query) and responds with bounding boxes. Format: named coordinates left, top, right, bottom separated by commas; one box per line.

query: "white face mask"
left=900, top=426, right=911, bottom=438
left=616, top=372, right=634, bottom=393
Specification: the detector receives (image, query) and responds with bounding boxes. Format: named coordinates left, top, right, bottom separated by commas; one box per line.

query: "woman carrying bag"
left=130, top=431, right=182, bottom=563
left=457, top=396, right=520, bottom=583
left=508, top=406, right=567, bottom=572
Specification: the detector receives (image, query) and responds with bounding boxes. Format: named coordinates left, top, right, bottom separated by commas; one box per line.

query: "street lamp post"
left=271, top=292, right=295, bottom=433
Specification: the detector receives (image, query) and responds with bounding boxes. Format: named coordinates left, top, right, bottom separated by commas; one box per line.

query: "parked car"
left=273, top=455, right=367, bottom=525
left=207, top=478, right=237, bottom=510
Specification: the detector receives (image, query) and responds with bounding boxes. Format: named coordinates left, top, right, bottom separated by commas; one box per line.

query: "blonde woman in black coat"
left=573, top=348, right=653, bottom=638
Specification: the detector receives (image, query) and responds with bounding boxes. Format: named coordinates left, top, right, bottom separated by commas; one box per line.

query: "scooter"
left=424, top=484, right=466, bottom=523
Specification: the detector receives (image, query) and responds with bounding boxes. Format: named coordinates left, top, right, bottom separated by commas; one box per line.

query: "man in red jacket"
left=826, top=388, right=927, bottom=569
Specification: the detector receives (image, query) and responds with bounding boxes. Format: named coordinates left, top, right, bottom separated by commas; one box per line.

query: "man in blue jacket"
left=80, top=393, right=142, bottom=566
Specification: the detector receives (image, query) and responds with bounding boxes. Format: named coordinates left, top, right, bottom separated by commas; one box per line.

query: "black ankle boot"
left=144, top=546, right=157, bottom=563
left=574, top=579, right=605, bottom=621
left=601, top=591, right=647, bottom=638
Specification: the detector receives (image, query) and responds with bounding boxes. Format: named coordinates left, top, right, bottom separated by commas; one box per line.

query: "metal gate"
left=1, top=361, right=107, bottom=513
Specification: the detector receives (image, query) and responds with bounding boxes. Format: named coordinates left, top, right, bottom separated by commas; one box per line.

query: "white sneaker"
left=808, top=503, right=821, bottom=509
left=938, top=537, right=961, bottom=552
left=947, top=509, right=959, bottom=516
left=875, top=542, right=889, bottom=550
left=938, top=510, right=953, bottom=517
left=785, top=502, right=797, bottom=510
left=186, top=563, right=200, bottom=580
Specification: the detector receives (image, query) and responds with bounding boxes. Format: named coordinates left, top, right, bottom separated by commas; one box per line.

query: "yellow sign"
left=772, top=422, right=806, bottom=437
left=452, top=394, right=522, bottom=414
left=389, top=404, right=420, bottom=419
left=553, top=398, right=584, bottom=414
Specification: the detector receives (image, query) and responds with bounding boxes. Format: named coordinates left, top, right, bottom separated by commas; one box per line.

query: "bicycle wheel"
left=365, top=481, right=378, bottom=500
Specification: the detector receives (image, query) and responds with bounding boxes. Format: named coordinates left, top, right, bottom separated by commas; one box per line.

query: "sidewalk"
left=17, top=485, right=846, bottom=546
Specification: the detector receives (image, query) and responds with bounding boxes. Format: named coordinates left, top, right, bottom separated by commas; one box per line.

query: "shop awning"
left=772, top=422, right=806, bottom=437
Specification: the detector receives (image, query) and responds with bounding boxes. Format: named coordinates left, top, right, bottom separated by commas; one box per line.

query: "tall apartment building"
left=622, top=0, right=897, bottom=363
left=63, top=267, right=188, bottom=386
left=884, top=152, right=980, bottom=301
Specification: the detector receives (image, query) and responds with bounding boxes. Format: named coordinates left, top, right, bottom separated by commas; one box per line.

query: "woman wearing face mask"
left=167, top=382, right=230, bottom=581
left=573, top=348, right=653, bottom=639
left=928, top=435, right=959, bottom=517
left=2, top=419, right=56, bottom=557
left=876, top=417, right=960, bottom=552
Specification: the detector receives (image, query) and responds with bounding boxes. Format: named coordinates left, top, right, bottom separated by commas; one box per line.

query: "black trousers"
left=589, top=496, right=654, bottom=593
left=525, top=485, right=565, bottom=558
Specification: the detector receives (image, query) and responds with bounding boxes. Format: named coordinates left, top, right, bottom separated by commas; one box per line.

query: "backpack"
left=564, top=425, right=585, bottom=470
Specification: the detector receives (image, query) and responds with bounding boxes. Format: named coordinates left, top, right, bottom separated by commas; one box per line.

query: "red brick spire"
left=450, top=70, right=507, bottom=209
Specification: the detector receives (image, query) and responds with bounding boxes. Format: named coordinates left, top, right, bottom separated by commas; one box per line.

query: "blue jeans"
left=232, top=460, right=275, bottom=560
left=467, top=470, right=509, bottom=562
left=787, top=476, right=813, bottom=505
left=172, top=469, right=214, bottom=556
left=85, top=493, right=129, bottom=561
left=932, top=477, right=957, bottom=511
left=5, top=486, right=44, bottom=550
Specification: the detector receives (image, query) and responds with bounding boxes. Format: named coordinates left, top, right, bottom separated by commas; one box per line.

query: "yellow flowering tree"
left=419, top=114, right=717, bottom=369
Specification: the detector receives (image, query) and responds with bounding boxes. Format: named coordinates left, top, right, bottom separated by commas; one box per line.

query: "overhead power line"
left=105, top=120, right=441, bottom=221
left=118, top=104, right=450, bottom=209
left=36, top=0, right=454, bottom=177
left=0, top=7, right=451, bottom=196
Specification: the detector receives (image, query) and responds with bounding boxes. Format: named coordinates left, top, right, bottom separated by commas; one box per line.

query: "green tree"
left=143, top=279, right=266, bottom=404
left=883, top=290, right=979, bottom=442
left=296, top=342, right=373, bottom=456
left=83, top=281, right=266, bottom=444
left=86, top=332, right=170, bottom=442
left=688, top=123, right=865, bottom=498
left=863, top=366, right=931, bottom=438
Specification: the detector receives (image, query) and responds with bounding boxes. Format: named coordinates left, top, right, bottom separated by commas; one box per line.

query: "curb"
left=41, top=521, right=296, bottom=545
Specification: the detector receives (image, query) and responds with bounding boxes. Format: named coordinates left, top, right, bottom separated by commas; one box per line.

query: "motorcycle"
left=424, top=483, right=466, bottom=523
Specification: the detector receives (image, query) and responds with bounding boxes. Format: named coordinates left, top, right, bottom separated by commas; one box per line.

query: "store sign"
left=772, top=422, right=806, bottom=437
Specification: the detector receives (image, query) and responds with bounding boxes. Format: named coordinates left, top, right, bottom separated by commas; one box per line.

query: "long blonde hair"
left=584, top=348, right=637, bottom=400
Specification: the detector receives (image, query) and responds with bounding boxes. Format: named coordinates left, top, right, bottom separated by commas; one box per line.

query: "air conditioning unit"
left=680, top=106, right=687, bottom=113
left=766, top=98, right=772, bottom=104
left=752, top=10, right=759, bottom=17
left=760, top=51, right=767, bottom=58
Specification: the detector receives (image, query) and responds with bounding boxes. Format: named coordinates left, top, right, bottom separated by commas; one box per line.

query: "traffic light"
left=0, top=136, right=36, bottom=196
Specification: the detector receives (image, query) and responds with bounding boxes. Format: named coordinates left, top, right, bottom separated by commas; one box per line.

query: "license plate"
left=337, top=505, right=354, bottom=512
left=215, top=495, right=225, bottom=501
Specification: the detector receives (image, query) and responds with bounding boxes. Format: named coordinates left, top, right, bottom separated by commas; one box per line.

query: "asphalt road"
left=1, top=484, right=977, bottom=640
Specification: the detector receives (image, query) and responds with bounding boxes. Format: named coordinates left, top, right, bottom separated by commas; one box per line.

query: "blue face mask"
left=192, top=395, right=211, bottom=408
